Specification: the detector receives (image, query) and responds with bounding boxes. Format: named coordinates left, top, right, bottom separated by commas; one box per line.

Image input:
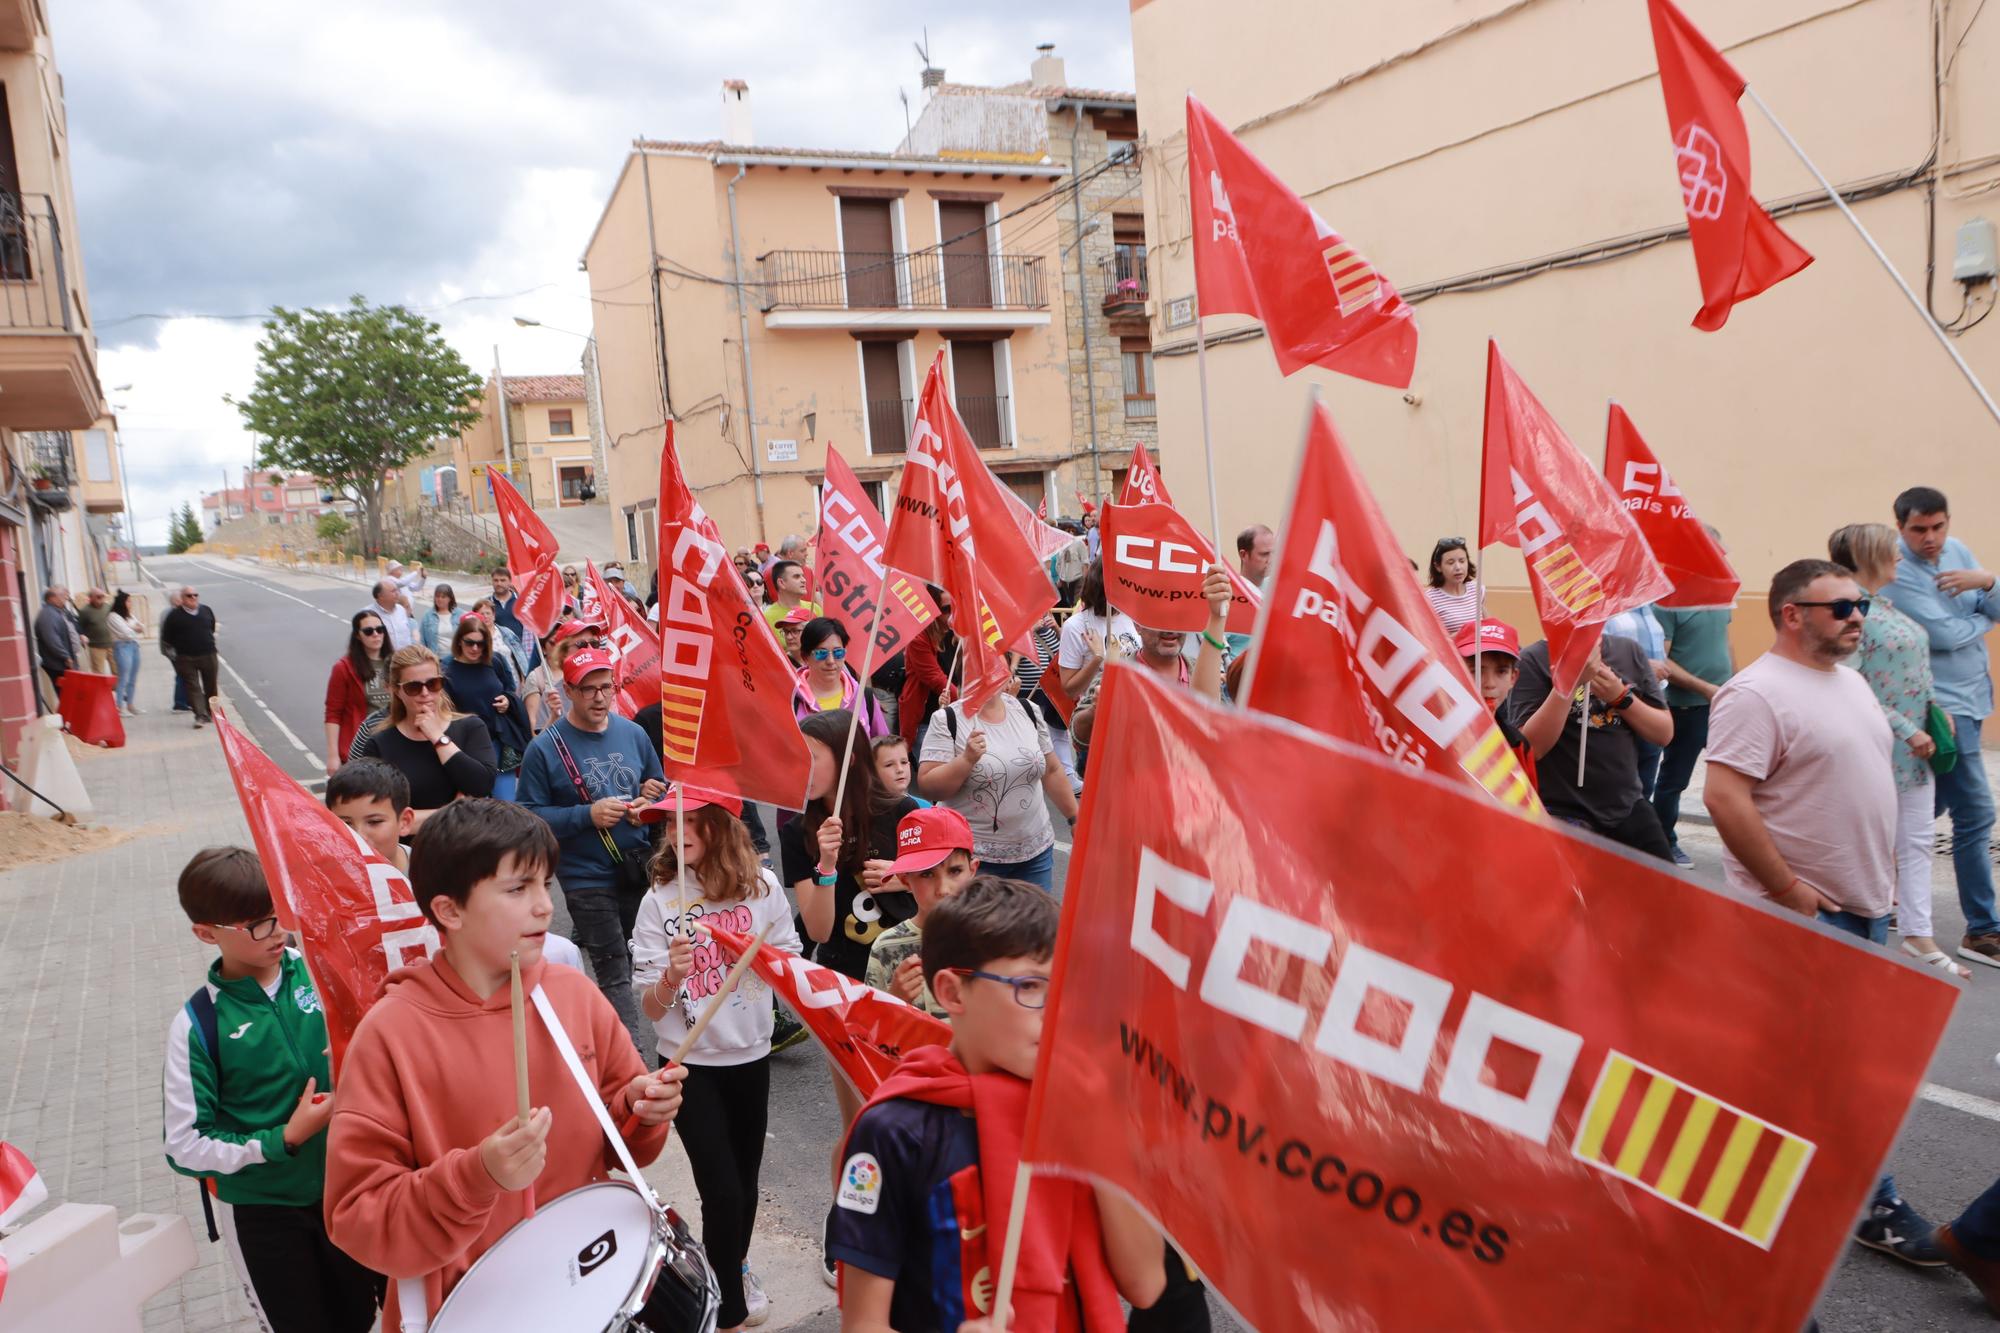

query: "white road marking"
left=217, top=653, right=325, bottom=772
left=1920, top=1082, right=2000, bottom=1123
left=188, top=558, right=351, bottom=625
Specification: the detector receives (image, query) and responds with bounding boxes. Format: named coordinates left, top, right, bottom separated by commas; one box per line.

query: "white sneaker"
left=820, top=1217, right=838, bottom=1288
left=742, top=1264, right=770, bottom=1325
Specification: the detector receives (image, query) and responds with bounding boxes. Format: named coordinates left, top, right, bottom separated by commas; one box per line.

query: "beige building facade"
left=1130, top=0, right=2000, bottom=663
left=582, top=82, right=1082, bottom=578
left=446, top=373, right=596, bottom=513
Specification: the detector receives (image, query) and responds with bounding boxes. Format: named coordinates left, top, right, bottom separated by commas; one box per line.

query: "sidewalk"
left=0, top=652, right=829, bottom=1331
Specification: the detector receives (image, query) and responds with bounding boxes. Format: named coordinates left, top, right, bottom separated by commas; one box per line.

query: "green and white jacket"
left=162, top=949, right=332, bottom=1207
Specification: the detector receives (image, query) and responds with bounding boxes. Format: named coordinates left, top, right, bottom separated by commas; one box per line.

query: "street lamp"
left=107, top=384, right=141, bottom=577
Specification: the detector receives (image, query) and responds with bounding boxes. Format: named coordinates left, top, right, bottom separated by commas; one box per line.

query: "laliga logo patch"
left=574, top=1228, right=618, bottom=1279
left=292, top=984, right=321, bottom=1015
left=1674, top=122, right=1727, bottom=221
left=838, top=1152, right=883, bottom=1214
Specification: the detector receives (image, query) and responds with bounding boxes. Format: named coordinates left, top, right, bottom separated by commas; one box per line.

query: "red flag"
left=881, top=352, right=1057, bottom=713
left=486, top=469, right=565, bottom=639
left=1187, top=92, right=1418, bottom=388
left=1647, top=0, right=1812, bottom=330
left=581, top=560, right=662, bottom=718
left=706, top=924, right=950, bottom=1098
left=1603, top=404, right=1741, bottom=610
left=215, top=711, right=437, bottom=1072
left=1245, top=398, right=1538, bottom=816
left=814, top=445, right=940, bottom=664
left=0, top=1142, right=45, bottom=1229
left=654, top=425, right=812, bottom=811
left=1119, top=440, right=1174, bottom=507
left=1027, top=665, right=1955, bottom=1333
left=1099, top=500, right=1260, bottom=634
left=1479, top=343, right=1672, bottom=695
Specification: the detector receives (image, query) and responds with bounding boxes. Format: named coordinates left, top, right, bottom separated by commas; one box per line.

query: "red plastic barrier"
left=58, top=670, right=125, bottom=748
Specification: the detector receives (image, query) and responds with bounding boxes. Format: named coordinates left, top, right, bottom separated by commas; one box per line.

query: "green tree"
left=229, top=296, right=483, bottom=553
left=314, top=511, right=350, bottom=542
left=167, top=502, right=203, bottom=553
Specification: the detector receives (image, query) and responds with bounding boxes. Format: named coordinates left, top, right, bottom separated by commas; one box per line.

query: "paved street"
left=4, top=552, right=1996, bottom=1330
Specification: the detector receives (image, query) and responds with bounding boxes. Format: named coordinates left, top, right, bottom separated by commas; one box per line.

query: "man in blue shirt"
left=1891, top=486, right=2000, bottom=969
left=518, top=646, right=666, bottom=1053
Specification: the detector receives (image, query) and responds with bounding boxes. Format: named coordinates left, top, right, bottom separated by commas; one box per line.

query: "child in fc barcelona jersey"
left=828, top=876, right=1167, bottom=1331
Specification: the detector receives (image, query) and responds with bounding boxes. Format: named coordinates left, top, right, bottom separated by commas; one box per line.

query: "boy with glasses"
left=832, top=876, right=1167, bottom=1329
left=162, top=847, right=381, bottom=1332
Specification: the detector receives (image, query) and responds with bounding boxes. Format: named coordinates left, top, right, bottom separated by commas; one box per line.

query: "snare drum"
left=428, top=1182, right=719, bottom=1332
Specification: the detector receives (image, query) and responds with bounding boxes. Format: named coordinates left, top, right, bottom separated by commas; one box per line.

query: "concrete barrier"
left=0, top=1204, right=196, bottom=1332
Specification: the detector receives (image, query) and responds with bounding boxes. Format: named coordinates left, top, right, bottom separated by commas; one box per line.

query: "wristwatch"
left=1612, top=688, right=1636, bottom=712
left=431, top=733, right=452, bottom=747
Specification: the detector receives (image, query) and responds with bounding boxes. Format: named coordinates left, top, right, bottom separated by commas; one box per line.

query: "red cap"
left=554, top=616, right=606, bottom=644
left=884, top=807, right=976, bottom=876
left=636, top=780, right=744, bottom=823
left=1454, top=618, right=1520, bottom=661
left=561, top=647, right=617, bottom=685
left=779, top=605, right=814, bottom=626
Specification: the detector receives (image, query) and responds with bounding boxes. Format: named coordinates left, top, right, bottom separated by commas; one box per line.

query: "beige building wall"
left=451, top=377, right=592, bottom=511
left=1130, top=0, right=2000, bottom=665
left=584, top=135, right=1081, bottom=583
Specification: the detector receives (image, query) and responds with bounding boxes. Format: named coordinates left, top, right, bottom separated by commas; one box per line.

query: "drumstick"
left=511, top=951, right=530, bottom=1120
left=668, top=922, right=773, bottom=1066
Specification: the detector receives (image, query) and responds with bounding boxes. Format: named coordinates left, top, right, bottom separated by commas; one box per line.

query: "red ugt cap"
left=884, top=807, right=975, bottom=876
left=561, top=647, right=617, bottom=685
left=1454, top=618, right=1521, bottom=661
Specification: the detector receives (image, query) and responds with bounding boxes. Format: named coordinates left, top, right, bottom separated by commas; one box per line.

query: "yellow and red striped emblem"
left=1458, top=722, right=1542, bottom=816
left=658, top=681, right=707, bottom=765
left=1530, top=543, right=1607, bottom=617
left=1321, top=238, right=1382, bottom=317
left=891, top=577, right=933, bottom=625
left=1573, top=1052, right=1814, bottom=1249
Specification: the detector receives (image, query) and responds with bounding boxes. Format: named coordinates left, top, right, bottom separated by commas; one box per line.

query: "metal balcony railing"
left=1103, top=249, right=1148, bottom=301
left=956, top=394, right=1011, bottom=450
left=760, top=250, right=1048, bottom=313
left=0, top=194, right=73, bottom=332
left=866, top=397, right=913, bottom=453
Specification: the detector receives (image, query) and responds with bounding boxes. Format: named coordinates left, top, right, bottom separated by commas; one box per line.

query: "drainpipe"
left=638, top=147, right=676, bottom=419
left=1069, top=106, right=1103, bottom=502
left=726, top=162, right=768, bottom=543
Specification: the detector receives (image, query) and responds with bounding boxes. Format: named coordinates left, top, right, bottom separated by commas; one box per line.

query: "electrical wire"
left=100, top=282, right=571, bottom=328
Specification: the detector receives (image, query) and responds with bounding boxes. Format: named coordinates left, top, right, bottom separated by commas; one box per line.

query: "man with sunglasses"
left=1704, top=560, right=1941, bottom=1265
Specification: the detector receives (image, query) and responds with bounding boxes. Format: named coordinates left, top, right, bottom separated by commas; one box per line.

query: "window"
left=549, top=408, right=575, bottom=436
left=82, top=430, right=111, bottom=481
left=260, top=489, right=275, bottom=502
left=1112, top=216, right=1148, bottom=299
left=1122, top=338, right=1156, bottom=419
left=949, top=339, right=1008, bottom=448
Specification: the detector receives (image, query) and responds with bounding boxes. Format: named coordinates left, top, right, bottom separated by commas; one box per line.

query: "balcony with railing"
left=24, top=430, right=72, bottom=512
left=866, top=397, right=913, bottom=454
left=1101, top=248, right=1149, bottom=327
left=0, top=193, right=100, bottom=429
left=758, top=249, right=1050, bottom=329
left=956, top=395, right=1011, bottom=450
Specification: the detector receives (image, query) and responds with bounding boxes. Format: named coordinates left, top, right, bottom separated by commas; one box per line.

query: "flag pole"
left=830, top=574, right=892, bottom=806
left=1575, top=687, right=1590, bottom=787
left=988, top=1161, right=1035, bottom=1333
left=1194, top=307, right=1226, bottom=547
left=1744, top=86, right=2000, bottom=431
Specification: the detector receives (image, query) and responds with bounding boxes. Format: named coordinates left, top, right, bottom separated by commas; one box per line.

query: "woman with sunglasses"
left=791, top=617, right=888, bottom=737
left=1425, top=537, right=1481, bottom=638
left=355, top=645, right=496, bottom=825
left=442, top=618, right=530, bottom=802
left=323, top=610, right=395, bottom=776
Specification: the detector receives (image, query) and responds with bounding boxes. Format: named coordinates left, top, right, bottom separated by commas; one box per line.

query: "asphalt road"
left=154, top=554, right=2000, bottom=1331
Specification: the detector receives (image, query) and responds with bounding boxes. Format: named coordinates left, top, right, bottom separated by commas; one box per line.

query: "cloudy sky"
left=62, top=0, right=1136, bottom=543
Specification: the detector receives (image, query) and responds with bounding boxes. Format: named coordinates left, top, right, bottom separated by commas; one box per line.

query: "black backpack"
left=181, top=987, right=223, bottom=1243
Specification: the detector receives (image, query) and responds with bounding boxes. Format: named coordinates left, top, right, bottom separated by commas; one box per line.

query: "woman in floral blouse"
left=1831, top=523, right=1968, bottom=977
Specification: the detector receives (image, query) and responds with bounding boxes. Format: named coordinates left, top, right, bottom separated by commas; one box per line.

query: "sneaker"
left=742, top=1264, right=771, bottom=1326
left=771, top=1006, right=809, bottom=1055
left=1959, top=934, right=2000, bottom=969
left=1855, top=1197, right=1947, bottom=1267
left=1671, top=845, right=1693, bottom=868
left=820, top=1217, right=838, bottom=1288
left=1938, top=1224, right=2000, bottom=1315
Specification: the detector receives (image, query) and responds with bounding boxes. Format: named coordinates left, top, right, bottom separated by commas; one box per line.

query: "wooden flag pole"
left=1744, top=87, right=2000, bottom=431
left=987, top=1161, right=1036, bottom=1333
left=669, top=922, right=773, bottom=1065
left=829, top=574, right=892, bottom=806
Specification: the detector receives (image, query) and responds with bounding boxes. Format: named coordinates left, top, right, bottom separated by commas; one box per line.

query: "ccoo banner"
left=1025, top=665, right=1955, bottom=1333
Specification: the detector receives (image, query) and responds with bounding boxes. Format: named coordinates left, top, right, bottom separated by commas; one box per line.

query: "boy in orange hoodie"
left=323, top=797, right=687, bottom=1328
left=832, top=875, right=1166, bottom=1331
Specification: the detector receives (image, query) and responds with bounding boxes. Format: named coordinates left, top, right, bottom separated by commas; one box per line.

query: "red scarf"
left=850, top=1046, right=1125, bottom=1331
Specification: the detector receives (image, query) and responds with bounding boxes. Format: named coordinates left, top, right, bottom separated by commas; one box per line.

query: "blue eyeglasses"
left=944, top=968, right=1051, bottom=1009
left=810, top=646, right=847, bottom=662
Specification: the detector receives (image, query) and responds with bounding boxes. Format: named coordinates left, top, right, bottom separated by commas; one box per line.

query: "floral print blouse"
left=1852, top=592, right=1937, bottom=792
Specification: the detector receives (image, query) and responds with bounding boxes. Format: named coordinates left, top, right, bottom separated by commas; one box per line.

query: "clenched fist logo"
left=1674, top=123, right=1727, bottom=221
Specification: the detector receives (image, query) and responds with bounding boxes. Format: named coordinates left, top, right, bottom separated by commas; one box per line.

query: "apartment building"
left=201, top=468, right=336, bottom=530
left=583, top=79, right=1079, bottom=572
left=448, top=372, right=599, bottom=512
left=902, top=45, right=1154, bottom=502
left=1130, top=0, right=2000, bottom=663
left=0, top=0, right=113, bottom=779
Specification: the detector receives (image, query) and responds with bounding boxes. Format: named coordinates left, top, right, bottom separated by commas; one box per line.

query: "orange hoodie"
left=323, top=950, right=669, bottom=1327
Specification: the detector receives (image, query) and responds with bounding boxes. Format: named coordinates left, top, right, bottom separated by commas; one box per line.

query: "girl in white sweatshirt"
left=631, top=788, right=800, bottom=1331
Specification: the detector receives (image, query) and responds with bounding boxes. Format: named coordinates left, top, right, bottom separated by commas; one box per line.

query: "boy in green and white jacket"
left=161, top=846, right=380, bottom=1333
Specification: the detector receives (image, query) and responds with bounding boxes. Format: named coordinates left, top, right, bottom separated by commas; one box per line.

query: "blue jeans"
left=1936, top=714, right=1998, bottom=937
left=112, top=640, right=139, bottom=710
left=1633, top=738, right=1663, bottom=802
left=1818, top=907, right=1898, bottom=1207
left=560, top=882, right=645, bottom=1059
left=1955, top=1176, right=2000, bottom=1258
left=982, top=844, right=1055, bottom=893
left=172, top=663, right=189, bottom=711
left=1651, top=704, right=1710, bottom=847
left=491, top=770, right=518, bottom=803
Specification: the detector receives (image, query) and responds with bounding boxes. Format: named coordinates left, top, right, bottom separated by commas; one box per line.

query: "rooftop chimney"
left=721, top=79, right=752, bottom=145
left=920, top=64, right=945, bottom=92
left=1031, top=42, right=1066, bottom=90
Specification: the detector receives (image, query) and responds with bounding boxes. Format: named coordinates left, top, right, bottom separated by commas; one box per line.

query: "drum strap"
left=393, top=985, right=664, bottom=1333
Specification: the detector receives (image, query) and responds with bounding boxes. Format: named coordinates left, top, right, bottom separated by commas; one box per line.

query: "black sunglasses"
left=1791, top=598, right=1871, bottom=620
left=398, top=677, right=446, bottom=696
left=358, top=625, right=385, bottom=636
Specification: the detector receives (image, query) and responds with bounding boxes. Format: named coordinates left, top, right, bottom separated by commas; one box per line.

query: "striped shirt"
left=1425, top=582, right=1480, bottom=639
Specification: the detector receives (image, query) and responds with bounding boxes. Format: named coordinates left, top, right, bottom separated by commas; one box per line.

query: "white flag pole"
left=1743, top=86, right=2000, bottom=431
left=1575, top=686, right=1591, bottom=787
left=1194, top=308, right=1226, bottom=547
left=987, top=1161, right=1035, bottom=1333
left=829, top=578, right=890, bottom=804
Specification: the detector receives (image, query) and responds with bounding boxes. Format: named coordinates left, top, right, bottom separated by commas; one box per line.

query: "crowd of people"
left=149, top=476, right=2000, bottom=1332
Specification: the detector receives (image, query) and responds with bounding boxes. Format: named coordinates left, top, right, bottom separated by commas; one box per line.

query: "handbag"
left=547, top=726, right=654, bottom=909
left=1925, top=703, right=1959, bottom=776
